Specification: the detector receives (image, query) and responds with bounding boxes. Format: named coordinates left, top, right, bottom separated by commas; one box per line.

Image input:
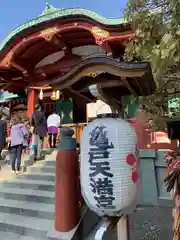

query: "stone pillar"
left=27, top=89, right=38, bottom=119
left=55, top=127, right=80, bottom=232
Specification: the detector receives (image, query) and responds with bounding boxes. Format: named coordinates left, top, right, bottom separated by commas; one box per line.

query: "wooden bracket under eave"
left=68, top=87, right=93, bottom=103
left=53, top=35, right=67, bottom=49
left=121, top=76, right=137, bottom=96
left=11, top=62, right=27, bottom=73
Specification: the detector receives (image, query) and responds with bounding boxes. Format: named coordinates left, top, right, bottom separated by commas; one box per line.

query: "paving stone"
left=104, top=206, right=173, bottom=240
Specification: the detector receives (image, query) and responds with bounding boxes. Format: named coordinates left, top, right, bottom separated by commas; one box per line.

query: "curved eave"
left=49, top=55, right=156, bottom=96
left=0, top=8, right=126, bottom=54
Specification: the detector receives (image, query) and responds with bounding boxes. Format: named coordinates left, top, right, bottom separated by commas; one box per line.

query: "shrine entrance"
left=40, top=100, right=56, bottom=118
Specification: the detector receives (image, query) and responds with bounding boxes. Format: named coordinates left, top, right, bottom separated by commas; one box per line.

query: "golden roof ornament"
left=91, top=27, right=109, bottom=38
left=40, top=27, right=59, bottom=36
left=91, top=26, right=110, bottom=45
left=40, top=27, right=59, bottom=41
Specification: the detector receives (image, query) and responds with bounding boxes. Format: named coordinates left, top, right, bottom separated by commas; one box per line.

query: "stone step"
left=0, top=155, right=62, bottom=239
left=45, top=151, right=57, bottom=160
left=2, top=179, right=55, bottom=191
left=33, top=161, right=56, bottom=169
left=44, top=157, right=56, bottom=163
left=0, top=187, right=54, bottom=203
left=18, top=172, right=55, bottom=182
left=42, top=160, right=56, bottom=167
left=0, top=231, right=46, bottom=240
left=0, top=212, right=53, bottom=239
left=0, top=198, right=54, bottom=220
left=27, top=166, right=55, bottom=174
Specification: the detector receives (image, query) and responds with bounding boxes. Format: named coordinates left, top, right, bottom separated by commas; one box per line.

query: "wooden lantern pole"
left=117, top=216, right=130, bottom=240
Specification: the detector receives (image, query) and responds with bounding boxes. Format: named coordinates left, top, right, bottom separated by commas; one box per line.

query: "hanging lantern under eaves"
left=56, top=90, right=60, bottom=100
left=51, top=90, right=56, bottom=100
left=80, top=113, right=140, bottom=217
left=39, top=89, right=43, bottom=100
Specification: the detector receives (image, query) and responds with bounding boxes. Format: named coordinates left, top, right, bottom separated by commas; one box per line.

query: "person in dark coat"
left=31, top=104, right=47, bottom=160
left=0, top=115, right=7, bottom=157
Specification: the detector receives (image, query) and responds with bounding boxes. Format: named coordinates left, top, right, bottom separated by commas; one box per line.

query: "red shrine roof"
left=0, top=3, right=133, bottom=93
left=0, top=2, right=156, bottom=102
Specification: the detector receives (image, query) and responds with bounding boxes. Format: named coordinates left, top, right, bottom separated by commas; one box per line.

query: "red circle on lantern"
left=126, top=153, right=137, bottom=166
left=132, top=170, right=139, bottom=183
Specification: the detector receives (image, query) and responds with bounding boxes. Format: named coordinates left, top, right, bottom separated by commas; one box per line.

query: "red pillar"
left=55, top=127, right=80, bottom=232
left=27, top=89, right=38, bottom=119
left=129, top=118, right=150, bottom=149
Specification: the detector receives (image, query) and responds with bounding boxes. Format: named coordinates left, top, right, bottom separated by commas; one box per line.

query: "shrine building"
left=0, top=2, right=156, bottom=141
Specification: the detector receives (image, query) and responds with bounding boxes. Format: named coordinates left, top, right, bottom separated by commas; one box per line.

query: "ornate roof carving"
left=0, top=5, right=125, bottom=53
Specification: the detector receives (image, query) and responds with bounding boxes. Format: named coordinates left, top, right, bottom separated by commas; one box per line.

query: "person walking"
left=0, top=114, right=7, bottom=160
left=47, top=111, right=61, bottom=148
left=31, top=104, right=47, bottom=160
left=10, top=116, right=28, bottom=174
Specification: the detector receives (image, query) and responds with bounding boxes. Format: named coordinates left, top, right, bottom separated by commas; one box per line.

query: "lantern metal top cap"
left=97, top=113, right=120, bottom=119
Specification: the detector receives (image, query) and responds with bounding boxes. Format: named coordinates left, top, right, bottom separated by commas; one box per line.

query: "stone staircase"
left=0, top=151, right=59, bottom=240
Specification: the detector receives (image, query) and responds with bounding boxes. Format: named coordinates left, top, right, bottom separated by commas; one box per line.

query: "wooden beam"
left=34, top=53, right=81, bottom=77
left=11, top=62, right=27, bottom=73
left=79, top=80, right=124, bottom=92
left=64, top=48, right=72, bottom=55
left=134, top=78, right=144, bottom=95
left=101, top=41, right=112, bottom=53
left=12, top=76, right=23, bottom=81
left=42, top=33, right=67, bottom=50
left=10, top=61, right=45, bottom=84
left=11, top=60, right=45, bottom=84
left=68, top=87, right=93, bottom=103
left=121, top=77, right=137, bottom=96
left=97, top=80, right=123, bottom=88
left=0, top=78, right=7, bottom=84
left=5, top=81, right=27, bottom=88
left=117, top=216, right=130, bottom=240
left=52, top=35, right=67, bottom=50
left=0, top=83, right=7, bottom=89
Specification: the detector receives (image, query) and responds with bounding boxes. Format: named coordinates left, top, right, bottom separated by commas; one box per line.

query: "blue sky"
left=0, top=0, right=127, bottom=40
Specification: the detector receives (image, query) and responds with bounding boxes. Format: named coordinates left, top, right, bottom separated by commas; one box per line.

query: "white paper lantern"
left=80, top=114, right=140, bottom=217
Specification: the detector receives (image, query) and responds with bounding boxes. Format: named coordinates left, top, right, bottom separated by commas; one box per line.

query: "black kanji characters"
left=89, top=126, right=114, bottom=150
left=90, top=178, right=113, bottom=195
left=94, top=195, right=115, bottom=209
left=88, top=125, right=115, bottom=209
left=89, top=161, right=113, bottom=178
